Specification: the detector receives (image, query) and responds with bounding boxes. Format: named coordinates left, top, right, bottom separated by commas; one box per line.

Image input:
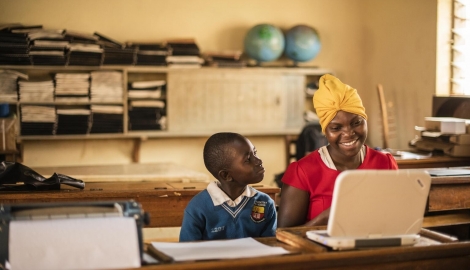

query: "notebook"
left=306, top=169, right=431, bottom=250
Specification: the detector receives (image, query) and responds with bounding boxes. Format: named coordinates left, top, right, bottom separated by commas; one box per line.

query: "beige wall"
left=1, top=0, right=441, bottom=183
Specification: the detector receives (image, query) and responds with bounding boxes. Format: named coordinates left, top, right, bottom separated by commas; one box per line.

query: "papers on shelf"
left=151, top=237, right=289, bottom=262
left=131, top=80, right=166, bottom=89
left=130, top=100, right=165, bottom=108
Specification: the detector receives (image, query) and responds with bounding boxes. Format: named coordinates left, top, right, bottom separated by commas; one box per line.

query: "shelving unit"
left=1, top=65, right=333, bottom=144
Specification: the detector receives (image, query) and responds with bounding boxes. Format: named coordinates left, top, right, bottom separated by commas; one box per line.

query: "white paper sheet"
left=9, top=217, right=141, bottom=270
left=151, top=237, right=289, bottom=261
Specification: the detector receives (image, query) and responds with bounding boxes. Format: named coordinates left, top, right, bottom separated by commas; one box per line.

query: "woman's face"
left=325, top=110, right=368, bottom=159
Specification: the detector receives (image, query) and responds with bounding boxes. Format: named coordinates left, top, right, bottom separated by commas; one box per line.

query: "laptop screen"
left=327, top=170, right=431, bottom=238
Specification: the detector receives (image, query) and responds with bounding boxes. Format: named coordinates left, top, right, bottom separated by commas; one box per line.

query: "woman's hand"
left=305, top=207, right=330, bottom=226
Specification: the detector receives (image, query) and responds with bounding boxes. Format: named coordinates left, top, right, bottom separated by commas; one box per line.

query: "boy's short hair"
left=203, top=132, right=242, bottom=179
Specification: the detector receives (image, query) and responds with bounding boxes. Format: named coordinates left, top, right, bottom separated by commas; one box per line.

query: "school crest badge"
left=251, top=200, right=266, bottom=223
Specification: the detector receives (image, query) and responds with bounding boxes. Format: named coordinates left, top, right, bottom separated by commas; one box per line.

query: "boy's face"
left=226, top=137, right=265, bottom=185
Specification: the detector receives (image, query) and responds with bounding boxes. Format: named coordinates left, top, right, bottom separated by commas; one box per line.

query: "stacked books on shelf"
left=54, top=73, right=90, bottom=102
left=20, top=105, right=56, bottom=135
left=202, top=50, right=245, bottom=68
left=166, top=39, right=204, bottom=68
left=18, top=79, right=55, bottom=102
left=0, top=69, right=28, bottom=102
left=0, top=24, right=34, bottom=65
left=94, top=32, right=135, bottom=65
left=128, top=80, right=165, bottom=99
left=89, top=105, right=123, bottom=133
left=128, top=100, right=166, bottom=131
left=90, top=71, right=123, bottom=102
left=66, top=30, right=103, bottom=66
left=55, top=106, right=91, bottom=135
left=129, top=43, right=169, bottom=66
left=28, top=28, right=68, bottom=66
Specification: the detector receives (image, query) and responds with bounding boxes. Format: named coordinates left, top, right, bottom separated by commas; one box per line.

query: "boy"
left=179, top=132, right=277, bottom=241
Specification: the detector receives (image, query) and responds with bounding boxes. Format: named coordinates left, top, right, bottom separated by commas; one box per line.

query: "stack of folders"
left=0, top=24, right=35, bottom=65
left=128, top=80, right=165, bottom=99
left=54, top=73, right=90, bottom=102
left=90, top=71, right=123, bottom=102
left=203, top=50, right=246, bottom=68
left=0, top=70, right=28, bottom=102
left=95, top=32, right=136, bottom=65
left=128, top=100, right=166, bottom=131
left=66, top=30, right=103, bottom=66
left=55, top=106, right=91, bottom=135
left=166, top=39, right=204, bottom=68
left=90, top=105, right=124, bottom=134
left=20, top=105, right=57, bottom=135
left=18, top=80, right=55, bottom=102
left=28, top=28, right=68, bottom=66
left=129, top=43, right=169, bottom=66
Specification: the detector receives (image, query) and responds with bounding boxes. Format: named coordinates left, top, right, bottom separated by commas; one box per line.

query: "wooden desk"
left=31, top=163, right=210, bottom=183
left=136, top=227, right=470, bottom=269
left=395, top=155, right=470, bottom=169
left=0, top=182, right=280, bottom=228
left=428, top=172, right=470, bottom=212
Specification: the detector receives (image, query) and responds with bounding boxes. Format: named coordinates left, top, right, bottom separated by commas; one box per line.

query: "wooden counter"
left=31, top=162, right=210, bottom=183
left=0, top=181, right=280, bottom=228
left=395, top=155, right=470, bottom=169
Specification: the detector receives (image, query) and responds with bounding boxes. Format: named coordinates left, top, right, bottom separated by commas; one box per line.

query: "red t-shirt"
left=282, top=145, right=398, bottom=222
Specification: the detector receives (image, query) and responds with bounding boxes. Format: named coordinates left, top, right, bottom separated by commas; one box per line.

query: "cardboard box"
left=414, top=138, right=470, bottom=157
left=424, top=117, right=467, bottom=134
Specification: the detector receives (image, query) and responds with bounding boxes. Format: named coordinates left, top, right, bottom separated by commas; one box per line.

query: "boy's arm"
left=260, top=198, right=277, bottom=237
left=179, top=209, right=204, bottom=242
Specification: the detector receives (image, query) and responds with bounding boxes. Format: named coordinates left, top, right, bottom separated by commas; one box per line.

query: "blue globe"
left=244, top=24, right=285, bottom=62
left=284, top=25, right=321, bottom=62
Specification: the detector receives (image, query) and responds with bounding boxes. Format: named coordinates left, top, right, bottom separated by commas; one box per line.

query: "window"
left=451, top=0, right=469, bottom=95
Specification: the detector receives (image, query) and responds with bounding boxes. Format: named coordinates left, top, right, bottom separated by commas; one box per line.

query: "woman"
left=278, top=74, right=398, bottom=228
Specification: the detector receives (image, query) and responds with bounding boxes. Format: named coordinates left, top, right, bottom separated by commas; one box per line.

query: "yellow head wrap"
left=313, top=74, right=367, bottom=133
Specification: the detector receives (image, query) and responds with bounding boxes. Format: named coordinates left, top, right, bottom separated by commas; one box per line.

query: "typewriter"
left=0, top=200, right=149, bottom=270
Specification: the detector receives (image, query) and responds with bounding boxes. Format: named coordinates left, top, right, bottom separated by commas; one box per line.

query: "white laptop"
left=306, top=169, right=431, bottom=250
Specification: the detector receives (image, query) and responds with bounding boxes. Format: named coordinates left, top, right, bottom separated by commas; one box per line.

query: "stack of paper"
left=20, top=105, right=56, bottom=135
left=90, top=105, right=124, bottom=134
left=90, top=71, right=123, bottom=102
left=55, top=73, right=90, bottom=102
left=18, top=80, right=54, bottom=102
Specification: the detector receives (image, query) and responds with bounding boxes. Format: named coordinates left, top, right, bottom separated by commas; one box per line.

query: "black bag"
left=0, top=161, right=85, bottom=191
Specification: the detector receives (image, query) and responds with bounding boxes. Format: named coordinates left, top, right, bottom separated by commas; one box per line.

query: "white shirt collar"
left=206, top=181, right=257, bottom=207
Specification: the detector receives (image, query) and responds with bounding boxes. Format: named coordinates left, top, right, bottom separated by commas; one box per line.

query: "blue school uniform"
left=179, top=181, right=277, bottom=241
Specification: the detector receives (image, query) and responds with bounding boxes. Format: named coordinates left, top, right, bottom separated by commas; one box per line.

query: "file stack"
left=166, top=39, right=204, bottom=68
left=95, top=32, right=135, bottom=65
left=20, top=105, right=56, bottom=135
left=128, top=100, right=166, bottom=131
left=18, top=80, right=55, bottom=102
left=28, top=29, right=68, bottom=66
left=0, top=24, right=32, bottom=65
left=414, top=117, right=470, bottom=157
left=128, top=80, right=165, bottom=100
left=0, top=70, right=28, bottom=102
left=90, top=105, right=124, bottom=134
left=203, top=50, right=245, bottom=68
left=66, top=30, right=103, bottom=66
left=55, top=106, right=91, bottom=135
left=54, top=73, right=90, bottom=102
left=130, top=43, right=169, bottom=66
left=90, top=71, right=123, bottom=102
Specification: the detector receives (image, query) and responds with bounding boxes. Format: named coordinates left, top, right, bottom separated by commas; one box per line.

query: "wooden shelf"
left=3, top=65, right=333, bottom=142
